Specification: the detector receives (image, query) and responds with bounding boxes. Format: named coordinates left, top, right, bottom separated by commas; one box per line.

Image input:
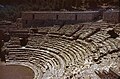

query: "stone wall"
left=103, top=10, right=120, bottom=23
left=21, top=11, right=99, bottom=27
left=22, top=13, right=33, bottom=20
left=35, top=13, right=57, bottom=20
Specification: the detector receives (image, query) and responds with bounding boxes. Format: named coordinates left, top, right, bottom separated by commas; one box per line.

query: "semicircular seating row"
left=5, top=22, right=120, bottom=79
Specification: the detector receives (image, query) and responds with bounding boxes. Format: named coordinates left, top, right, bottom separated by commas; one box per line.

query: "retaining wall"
left=21, top=11, right=99, bottom=27
left=103, top=10, right=120, bottom=23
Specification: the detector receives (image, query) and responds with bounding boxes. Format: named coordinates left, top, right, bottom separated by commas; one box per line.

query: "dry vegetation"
left=0, top=0, right=119, bottom=21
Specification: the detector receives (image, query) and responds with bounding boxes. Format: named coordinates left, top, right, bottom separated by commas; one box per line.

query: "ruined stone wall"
left=103, top=10, right=120, bottom=23
left=21, top=11, right=99, bottom=27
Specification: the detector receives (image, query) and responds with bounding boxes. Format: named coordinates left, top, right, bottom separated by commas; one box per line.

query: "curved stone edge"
left=0, top=62, right=42, bottom=79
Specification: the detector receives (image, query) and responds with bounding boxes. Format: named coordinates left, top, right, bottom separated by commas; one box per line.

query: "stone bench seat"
left=49, top=40, right=87, bottom=63
left=104, top=39, right=118, bottom=51
left=87, top=30, right=110, bottom=42
left=40, top=47, right=65, bottom=67
left=87, top=43, right=97, bottom=53
left=8, top=51, right=29, bottom=54
left=30, top=56, right=52, bottom=71
left=61, top=35, right=74, bottom=41
left=7, top=47, right=64, bottom=73
left=47, top=42, right=77, bottom=64
left=108, top=38, right=120, bottom=49
left=47, top=33, right=61, bottom=38
left=72, top=24, right=99, bottom=39
left=6, top=57, right=28, bottom=62
left=78, top=29, right=96, bottom=40
left=41, top=44, right=71, bottom=66
left=39, top=48, right=65, bottom=68
left=38, top=49, right=65, bottom=76
left=68, top=45, right=84, bottom=63
left=30, top=49, right=59, bottom=67
left=8, top=48, right=29, bottom=52
left=29, top=59, right=47, bottom=73
left=37, top=26, right=52, bottom=33
left=72, top=42, right=91, bottom=60
left=41, top=39, right=77, bottom=65
left=8, top=52, right=29, bottom=58
left=31, top=51, right=57, bottom=71
left=28, top=36, right=45, bottom=44
left=7, top=56, right=29, bottom=62
left=6, top=45, right=21, bottom=48
left=32, top=53, right=65, bottom=77
left=61, top=24, right=81, bottom=37
left=8, top=40, right=20, bottom=45
left=48, top=25, right=61, bottom=33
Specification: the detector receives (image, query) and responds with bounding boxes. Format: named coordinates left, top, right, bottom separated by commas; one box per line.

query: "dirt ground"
left=0, top=65, right=34, bottom=79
